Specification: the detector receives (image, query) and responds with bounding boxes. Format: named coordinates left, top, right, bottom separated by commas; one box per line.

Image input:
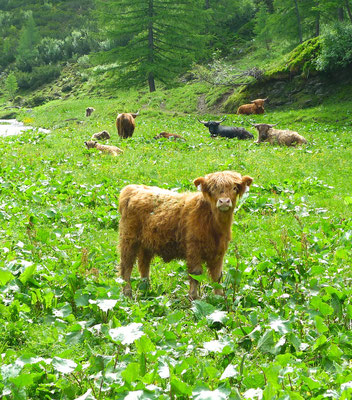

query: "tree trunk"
left=337, top=6, right=344, bottom=21
left=148, top=0, right=156, bottom=92
left=148, top=72, right=156, bottom=92
left=315, top=13, right=320, bottom=36
left=346, top=0, right=352, bottom=22
left=293, top=0, right=303, bottom=43
left=205, top=0, right=210, bottom=9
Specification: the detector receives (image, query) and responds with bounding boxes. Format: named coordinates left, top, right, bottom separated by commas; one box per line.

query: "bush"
left=26, top=94, right=48, bottom=107
left=15, top=65, right=61, bottom=90
left=316, top=23, right=352, bottom=72
left=13, top=96, right=24, bottom=106
left=37, top=37, right=65, bottom=64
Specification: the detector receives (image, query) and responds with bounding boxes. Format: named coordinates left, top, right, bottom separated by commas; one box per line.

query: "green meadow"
left=1, top=90, right=352, bottom=399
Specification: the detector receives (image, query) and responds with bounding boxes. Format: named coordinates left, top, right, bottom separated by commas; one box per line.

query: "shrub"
left=27, top=94, right=48, bottom=107
left=316, top=23, right=352, bottom=72
left=37, top=37, right=65, bottom=64
left=13, top=96, right=24, bottom=106
left=15, top=65, right=61, bottom=90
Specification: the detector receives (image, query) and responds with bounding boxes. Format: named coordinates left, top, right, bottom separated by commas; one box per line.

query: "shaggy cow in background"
left=91, top=130, right=111, bottom=140
left=250, top=123, right=307, bottom=146
left=154, top=132, right=186, bottom=141
left=84, top=140, right=123, bottom=156
left=118, top=171, right=253, bottom=299
left=85, top=107, right=95, bottom=117
left=116, top=111, right=139, bottom=138
left=237, top=98, right=267, bottom=115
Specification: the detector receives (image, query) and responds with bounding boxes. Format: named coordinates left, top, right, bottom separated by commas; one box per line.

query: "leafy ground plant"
left=0, top=92, right=352, bottom=399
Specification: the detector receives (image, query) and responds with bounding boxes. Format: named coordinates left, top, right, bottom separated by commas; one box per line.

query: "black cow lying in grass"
left=197, top=117, right=254, bottom=140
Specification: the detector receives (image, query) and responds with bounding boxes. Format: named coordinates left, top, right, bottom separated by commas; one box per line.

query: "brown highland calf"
left=84, top=140, right=123, bottom=156
left=91, top=130, right=111, bottom=140
left=251, top=123, right=307, bottom=146
left=237, top=98, right=267, bottom=115
left=116, top=112, right=139, bottom=138
left=118, top=171, right=253, bottom=299
left=154, top=131, right=186, bottom=141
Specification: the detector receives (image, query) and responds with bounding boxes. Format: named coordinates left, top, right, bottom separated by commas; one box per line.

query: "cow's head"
left=84, top=140, right=98, bottom=149
left=197, top=116, right=227, bottom=136
left=130, top=111, right=139, bottom=119
left=251, top=98, right=267, bottom=108
left=250, top=123, right=278, bottom=142
left=194, top=171, right=253, bottom=214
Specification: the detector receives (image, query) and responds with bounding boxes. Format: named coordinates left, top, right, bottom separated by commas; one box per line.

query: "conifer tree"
left=16, top=13, right=40, bottom=72
left=5, top=72, right=18, bottom=101
left=97, top=0, right=205, bottom=92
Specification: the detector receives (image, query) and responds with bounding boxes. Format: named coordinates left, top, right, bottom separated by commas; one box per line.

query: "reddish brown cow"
left=116, top=112, right=139, bottom=138
left=237, top=98, right=267, bottom=115
left=118, top=171, right=253, bottom=299
left=153, top=132, right=186, bottom=141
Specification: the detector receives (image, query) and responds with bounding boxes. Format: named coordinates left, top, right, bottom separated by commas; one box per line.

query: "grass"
left=0, top=88, right=352, bottom=399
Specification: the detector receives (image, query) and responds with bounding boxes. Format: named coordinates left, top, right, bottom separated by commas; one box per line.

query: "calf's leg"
left=208, top=257, right=224, bottom=296
left=186, top=251, right=203, bottom=300
left=138, top=248, right=153, bottom=280
left=119, top=239, right=139, bottom=297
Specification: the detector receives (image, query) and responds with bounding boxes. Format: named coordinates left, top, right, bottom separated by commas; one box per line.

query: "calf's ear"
left=237, top=175, right=253, bottom=196
left=194, top=177, right=206, bottom=191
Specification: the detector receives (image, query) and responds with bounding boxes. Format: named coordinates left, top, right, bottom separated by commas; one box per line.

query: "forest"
left=0, top=0, right=352, bottom=399
left=1, top=0, right=352, bottom=94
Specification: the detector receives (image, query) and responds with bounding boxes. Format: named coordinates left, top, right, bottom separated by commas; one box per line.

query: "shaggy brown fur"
left=153, top=132, right=186, bottom=141
left=85, top=107, right=95, bottom=117
left=91, top=130, right=111, bottom=140
left=84, top=140, right=123, bottom=156
left=118, top=171, right=253, bottom=299
left=252, top=123, right=307, bottom=146
left=237, top=98, right=267, bottom=115
left=116, top=112, right=139, bottom=139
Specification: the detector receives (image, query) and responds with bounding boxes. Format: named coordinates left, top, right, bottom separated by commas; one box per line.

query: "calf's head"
left=250, top=123, right=278, bottom=142
left=194, top=171, right=253, bottom=213
left=84, top=140, right=98, bottom=149
left=251, top=98, right=267, bottom=108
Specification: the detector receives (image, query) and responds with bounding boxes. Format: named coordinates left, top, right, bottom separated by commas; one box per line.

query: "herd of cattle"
left=83, top=98, right=307, bottom=298
left=84, top=97, right=307, bottom=156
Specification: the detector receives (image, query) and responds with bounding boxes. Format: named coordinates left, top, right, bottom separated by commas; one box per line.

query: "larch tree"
left=97, top=0, right=206, bottom=92
left=16, top=12, right=40, bottom=72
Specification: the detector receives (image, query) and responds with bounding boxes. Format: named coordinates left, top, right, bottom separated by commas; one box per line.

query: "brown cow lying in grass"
left=237, top=98, right=267, bottom=115
left=118, top=171, right=253, bottom=299
left=116, top=111, right=139, bottom=138
left=251, top=123, right=307, bottom=146
left=154, top=132, right=186, bottom=141
left=91, top=130, right=111, bottom=140
left=84, top=140, right=123, bottom=156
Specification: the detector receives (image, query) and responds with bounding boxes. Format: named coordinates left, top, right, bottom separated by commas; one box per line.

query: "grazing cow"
left=85, top=107, right=95, bottom=117
left=154, top=132, right=186, bottom=141
left=197, top=117, right=254, bottom=140
left=116, top=111, right=139, bottom=138
left=91, top=130, right=111, bottom=140
left=118, top=171, right=253, bottom=299
left=84, top=140, right=123, bottom=156
left=237, top=98, right=267, bottom=115
left=250, top=123, right=307, bottom=146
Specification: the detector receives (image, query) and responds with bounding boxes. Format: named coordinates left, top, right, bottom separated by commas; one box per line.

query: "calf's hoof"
left=123, top=284, right=133, bottom=298
left=189, top=290, right=199, bottom=301
left=214, top=288, right=224, bottom=296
